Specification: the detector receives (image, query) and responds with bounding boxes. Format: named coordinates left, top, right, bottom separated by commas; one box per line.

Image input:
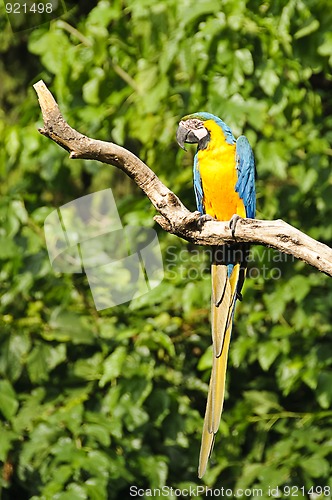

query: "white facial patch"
left=193, top=127, right=209, bottom=140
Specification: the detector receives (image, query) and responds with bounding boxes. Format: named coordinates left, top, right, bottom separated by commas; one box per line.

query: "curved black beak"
left=176, top=121, right=200, bottom=151
left=176, top=122, right=189, bottom=151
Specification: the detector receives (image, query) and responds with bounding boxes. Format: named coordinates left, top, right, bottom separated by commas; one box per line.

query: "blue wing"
left=235, top=136, right=256, bottom=219
left=193, top=153, right=204, bottom=214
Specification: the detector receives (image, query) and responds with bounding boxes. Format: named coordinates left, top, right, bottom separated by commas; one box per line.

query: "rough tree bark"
left=33, top=80, right=332, bottom=277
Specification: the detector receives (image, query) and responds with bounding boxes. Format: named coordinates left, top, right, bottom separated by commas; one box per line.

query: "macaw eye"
left=192, top=119, right=204, bottom=129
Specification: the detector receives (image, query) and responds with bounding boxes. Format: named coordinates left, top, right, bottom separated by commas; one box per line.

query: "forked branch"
left=33, top=80, right=332, bottom=277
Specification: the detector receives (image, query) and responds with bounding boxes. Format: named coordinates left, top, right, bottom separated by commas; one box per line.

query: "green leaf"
left=82, top=68, right=105, bottom=105
left=99, top=346, right=127, bottom=387
left=294, top=19, right=320, bottom=40
left=84, top=477, right=108, bottom=500
left=0, top=380, right=19, bottom=420
left=300, top=169, right=318, bottom=194
left=316, top=372, right=332, bottom=409
left=235, top=48, right=254, bottom=75
left=318, top=32, right=332, bottom=57
left=0, top=332, right=31, bottom=381
left=278, top=358, right=304, bottom=395
left=135, top=330, right=175, bottom=357
left=73, top=353, right=103, bottom=381
left=231, top=336, right=256, bottom=368
left=0, top=424, right=18, bottom=461
left=197, top=345, right=213, bottom=371
left=301, top=455, right=330, bottom=478
left=258, top=465, right=289, bottom=489
left=258, top=341, right=280, bottom=371
left=259, top=68, right=280, bottom=96
left=26, top=343, right=66, bottom=383
left=83, top=423, right=111, bottom=447
left=56, top=483, right=88, bottom=500
left=28, top=30, right=71, bottom=75
left=288, top=275, right=311, bottom=303
left=244, top=391, right=282, bottom=415
left=0, top=236, right=19, bottom=259
left=137, top=455, right=168, bottom=489
left=263, top=288, right=287, bottom=322
left=234, top=463, right=262, bottom=490
left=48, top=310, right=95, bottom=345
left=178, top=0, right=219, bottom=27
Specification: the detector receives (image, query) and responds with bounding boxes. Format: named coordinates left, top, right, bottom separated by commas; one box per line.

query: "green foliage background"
left=1, top=0, right=332, bottom=498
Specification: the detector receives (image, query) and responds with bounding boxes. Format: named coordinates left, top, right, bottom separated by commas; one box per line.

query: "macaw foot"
left=197, top=213, right=215, bottom=230
left=229, top=214, right=243, bottom=238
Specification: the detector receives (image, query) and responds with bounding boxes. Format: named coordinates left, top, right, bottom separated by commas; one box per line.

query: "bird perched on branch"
left=176, top=112, right=256, bottom=478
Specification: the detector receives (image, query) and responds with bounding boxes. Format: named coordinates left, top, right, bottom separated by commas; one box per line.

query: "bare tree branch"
left=33, top=80, right=332, bottom=277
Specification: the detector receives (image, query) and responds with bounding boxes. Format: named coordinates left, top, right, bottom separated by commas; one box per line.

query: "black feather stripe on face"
left=198, top=131, right=210, bottom=150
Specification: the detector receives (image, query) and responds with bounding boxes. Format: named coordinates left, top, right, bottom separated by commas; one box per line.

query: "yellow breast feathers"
left=197, top=120, right=246, bottom=221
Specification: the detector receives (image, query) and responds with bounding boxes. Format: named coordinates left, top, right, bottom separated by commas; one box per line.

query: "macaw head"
left=176, top=112, right=235, bottom=150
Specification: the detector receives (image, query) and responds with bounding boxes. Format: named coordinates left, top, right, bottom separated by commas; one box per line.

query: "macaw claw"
left=197, top=213, right=216, bottom=230
left=229, top=214, right=243, bottom=238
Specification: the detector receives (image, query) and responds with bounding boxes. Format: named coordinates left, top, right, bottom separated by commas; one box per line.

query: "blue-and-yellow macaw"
left=176, top=112, right=256, bottom=478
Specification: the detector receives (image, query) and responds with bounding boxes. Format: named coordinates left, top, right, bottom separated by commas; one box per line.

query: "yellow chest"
left=197, top=122, right=246, bottom=221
